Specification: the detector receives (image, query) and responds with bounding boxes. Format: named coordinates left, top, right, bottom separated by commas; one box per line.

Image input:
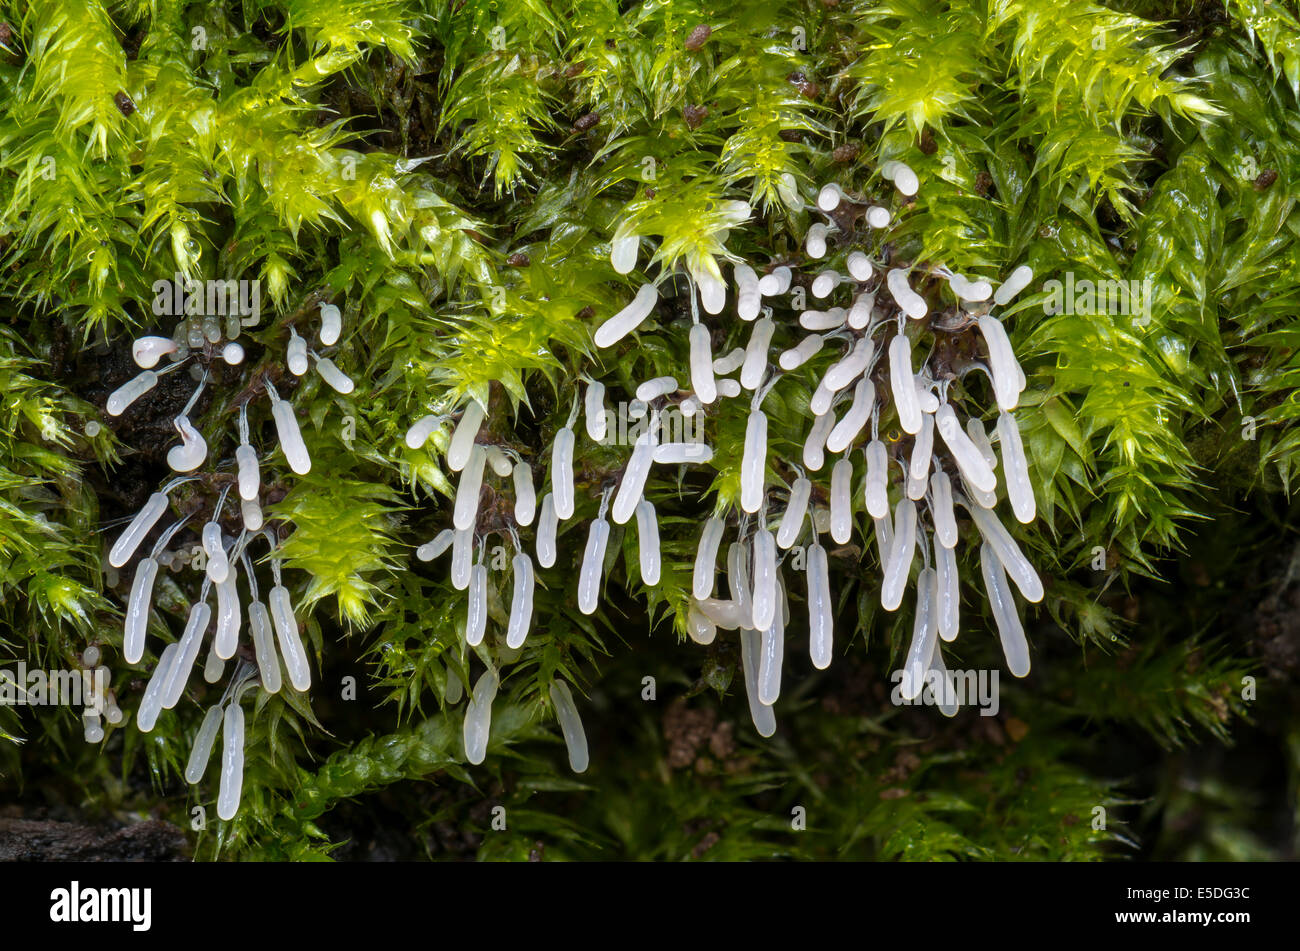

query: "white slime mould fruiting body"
left=513, top=462, right=536, bottom=526
left=740, top=410, right=768, bottom=513
left=830, top=457, right=853, bottom=544
left=594, top=283, right=658, bottom=348
left=549, top=681, right=589, bottom=773
left=319, top=303, right=342, bottom=345
left=463, top=669, right=500, bottom=765
left=109, top=492, right=169, bottom=568
left=466, top=562, right=488, bottom=646
left=777, top=478, right=811, bottom=549
left=693, top=517, right=724, bottom=599
left=636, top=499, right=661, bottom=585
left=217, top=703, right=245, bottom=821
left=185, top=704, right=223, bottom=784
left=270, top=585, right=310, bottom=691
left=107, top=371, right=159, bottom=416
left=585, top=382, right=607, bottom=441
left=689, top=323, right=717, bottom=403
left=578, top=517, right=610, bottom=615
left=552, top=426, right=576, bottom=520
left=447, top=401, right=485, bottom=472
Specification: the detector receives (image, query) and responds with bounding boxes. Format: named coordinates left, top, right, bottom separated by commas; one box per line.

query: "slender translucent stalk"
left=693, top=516, right=724, bottom=599
left=935, top=404, right=996, bottom=494
left=902, top=567, right=938, bottom=700
left=808, top=542, right=833, bottom=669
left=740, top=410, right=768, bottom=513
left=217, top=703, right=245, bottom=820
left=185, top=704, right=223, bottom=784
left=506, top=553, right=534, bottom=648
left=980, top=542, right=1031, bottom=677
left=578, top=517, right=610, bottom=614
left=997, top=411, right=1036, bottom=523
left=249, top=600, right=282, bottom=693
left=549, top=681, right=589, bottom=773
left=594, top=283, right=658, bottom=348
left=463, top=668, right=499, bottom=764
left=552, top=426, right=576, bottom=519
left=830, top=457, right=853, bottom=544
left=881, top=498, right=917, bottom=610
left=270, top=585, right=310, bottom=691
left=827, top=377, right=875, bottom=452
left=536, top=494, right=557, bottom=568
left=466, top=562, right=489, bottom=646
left=124, top=558, right=159, bottom=663
left=636, top=499, right=660, bottom=585
left=750, top=529, right=778, bottom=633
left=447, top=401, right=485, bottom=472
left=890, top=333, right=922, bottom=434
left=777, top=478, right=811, bottom=549
left=740, top=317, right=775, bottom=390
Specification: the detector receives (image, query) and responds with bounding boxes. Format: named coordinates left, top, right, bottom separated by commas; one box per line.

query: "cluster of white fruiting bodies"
left=411, top=161, right=1042, bottom=754
left=102, top=303, right=350, bottom=819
